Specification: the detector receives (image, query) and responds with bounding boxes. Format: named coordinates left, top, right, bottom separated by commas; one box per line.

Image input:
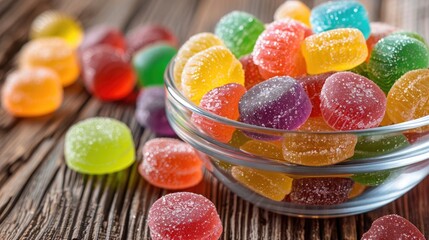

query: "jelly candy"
left=350, top=61, right=370, bottom=78
left=301, top=28, right=368, bottom=74
left=368, top=34, right=429, bottom=93
left=132, top=43, right=177, bottom=87
left=173, top=33, right=224, bottom=91
left=228, top=130, right=251, bottom=148
left=361, top=214, right=425, bottom=240
left=253, top=19, right=309, bottom=79
left=296, top=72, right=333, bottom=117
left=352, top=134, right=409, bottom=159
left=351, top=170, right=392, bottom=186
left=320, top=72, right=386, bottom=130
left=239, top=55, right=265, bottom=90
left=2, top=68, right=63, bottom=117
left=231, top=166, right=293, bottom=201
left=79, top=25, right=126, bottom=52
left=181, top=46, right=244, bottom=105
left=19, top=38, right=80, bottom=87
left=81, top=46, right=136, bottom=101
left=391, top=31, right=428, bottom=46
left=215, top=11, right=265, bottom=58
left=30, top=10, right=83, bottom=47
left=148, top=192, right=222, bottom=240
left=274, top=0, right=311, bottom=27
left=310, top=1, right=370, bottom=39
left=289, top=177, right=354, bottom=205
left=366, top=22, right=397, bottom=61
left=126, top=25, right=177, bottom=55
left=240, top=140, right=284, bottom=161
left=64, top=117, right=135, bottom=174
left=191, top=83, right=246, bottom=143
left=348, top=182, right=366, bottom=199
left=282, top=117, right=357, bottom=166
left=136, top=87, right=175, bottom=136
left=139, top=138, right=203, bottom=190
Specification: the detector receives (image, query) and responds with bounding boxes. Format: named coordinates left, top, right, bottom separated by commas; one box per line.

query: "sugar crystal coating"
left=126, top=24, right=177, bottom=55
left=274, top=0, right=311, bottom=26
left=361, top=214, right=425, bottom=240
left=351, top=170, right=392, bottom=186
left=366, top=22, right=397, bottom=61
left=79, top=25, right=126, bottom=52
left=239, top=54, right=265, bottom=90
left=240, top=140, right=284, bottom=161
left=352, top=134, right=409, bottom=159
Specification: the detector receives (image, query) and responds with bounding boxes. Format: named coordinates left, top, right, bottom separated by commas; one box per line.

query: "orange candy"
left=240, top=140, right=284, bottom=161
left=274, top=0, right=311, bottom=27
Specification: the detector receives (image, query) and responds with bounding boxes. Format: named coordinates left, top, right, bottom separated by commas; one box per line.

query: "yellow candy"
left=174, top=33, right=224, bottom=90
left=231, top=166, right=292, bottom=201
left=19, top=38, right=80, bottom=87
left=30, top=10, right=83, bottom=47
left=348, top=182, right=366, bottom=199
left=301, top=28, right=368, bottom=74
left=379, top=113, right=393, bottom=126
left=181, top=46, right=244, bottom=105
left=240, top=140, right=284, bottom=161
left=274, top=0, right=311, bottom=27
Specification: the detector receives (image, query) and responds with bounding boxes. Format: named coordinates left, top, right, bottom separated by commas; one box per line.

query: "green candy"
left=350, top=61, right=370, bottom=78
left=215, top=11, right=265, bottom=58
left=391, top=31, right=428, bottom=46
left=65, top=117, right=135, bottom=174
left=352, top=134, right=409, bottom=159
left=132, top=43, right=177, bottom=87
left=351, top=170, right=393, bottom=186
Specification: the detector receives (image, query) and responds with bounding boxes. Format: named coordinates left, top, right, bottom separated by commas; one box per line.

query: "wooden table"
left=0, top=0, right=428, bottom=239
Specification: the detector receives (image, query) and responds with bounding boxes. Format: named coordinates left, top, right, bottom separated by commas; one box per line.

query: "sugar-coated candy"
left=192, top=83, right=246, bottom=143
left=126, top=25, right=177, bottom=55
left=136, top=87, right=175, bottom=136
left=240, top=140, right=284, bottom=161
left=348, top=182, right=366, bottom=199
left=139, top=138, right=203, bottom=190
left=391, top=31, right=428, bottom=46
left=302, top=28, right=368, bottom=74
left=133, top=43, right=177, bottom=87
left=366, top=22, right=397, bottom=61
left=274, top=0, right=311, bottom=26
left=296, top=72, right=333, bottom=117
left=215, top=11, right=265, bottom=58
left=253, top=19, right=310, bottom=79
left=361, top=214, right=425, bottom=240
left=351, top=170, right=392, bottom=187
left=228, top=130, right=251, bottom=148
left=79, top=25, right=126, bottom=52
left=2, top=68, right=63, bottom=117
left=81, top=46, right=136, bottom=100
left=148, top=192, right=222, bottom=240
left=64, top=117, right=135, bottom=174
left=289, top=177, right=354, bottom=205
left=239, top=55, right=265, bottom=90
left=320, top=72, right=386, bottom=130
left=19, top=38, right=79, bottom=87
left=368, top=34, right=429, bottom=93
left=181, top=46, right=244, bottom=105
left=310, top=1, right=370, bottom=39
left=231, top=166, right=293, bottom=201
left=30, top=10, right=83, bottom=47
left=351, top=61, right=370, bottom=78
left=352, top=134, right=409, bottom=159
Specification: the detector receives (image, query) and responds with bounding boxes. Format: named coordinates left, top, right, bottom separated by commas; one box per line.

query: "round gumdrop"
left=320, top=72, right=386, bottom=130
left=2, top=68, right=63, bottom=117
left=351, top=170, right=393, bottom=187
left=81, top=46, right=136, bottom=101
left=126, top=25, right=177, bottom=55
left=79, top=25, right=126, bottom=52
left=391, top=31, right=428, bottom=46
left=239, top=54, right=265, bottom=90
left=64, top=117, right=135, bottom=174
left=148, top=192, right=222, bottom=240
left=274, top=0, right=311, bottom=27
left=361, top=214, right=425, bottom=240
left=352, top=134, right=409, bottom=159
left=240, top=140, right=284, bottom=161
left=191, top=83, right=246, bottom=143
left=366, top=22, right=397, bottom=61
left=139, top=138, right=203, bottom=190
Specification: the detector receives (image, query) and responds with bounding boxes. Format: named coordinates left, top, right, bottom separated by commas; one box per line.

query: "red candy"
left=239, top=55, right=265, bottom=89
left=126, top=25, right=177, bottom=55
left=366, top=22, right=397, bottom=61
left=80, top=25, right=126, bottom=52
left=361, top=214, right=425, bottom=240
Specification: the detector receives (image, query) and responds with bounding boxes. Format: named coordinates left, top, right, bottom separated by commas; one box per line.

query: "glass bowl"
left=164, top=60, right=429, bottom=218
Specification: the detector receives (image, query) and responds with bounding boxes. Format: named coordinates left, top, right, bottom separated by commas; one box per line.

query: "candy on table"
left=366, top=22, right=397, bottom=61
left=289, top=177, right=354, bottom=205
left=348, top=182, right=366, bottom=199
left=132, top=43, right=177, bottom=87
left=351, top=170, right=393, bottom=187
left=30, top=10, right=83, bottom=47
left=1, top=68, right=63, bottom=117
left=361, top=214, right=426, bottom=240
left=240, top=140, right=284, bottom=161
left=239, top=55, right=265, bottom=90
left=310, top=0, right=371, bottom=39
left=231, top=166, right=293, bottom=201
left=253, top=19, right=310, bottom=79
left=64, top=117, right=135, bottom=174
left=126, top=24, right=177, bottom=55
left=181, top=46, right=244, bottom=105
left=301, top=28, right=368, bottom=74
left=282, top=117, right=357, bottom=166
left=368, top=34, right=429, bottom=93
left=81, top=46, right=136, bottom=101
left=228, top=130, right=251, bottom=148
left=191, top=83, right=246, bottom=143
left=274, top=0, right=311, bottom=27
left=19, top=38, right=80, bottom=87
left=148, top=192, right=222, bottom=240
left=352, top=134, right=409, bottom=159
left=320, top=72, right=386, bottom=130
left=139, top=138, right=203, bottom=190
left=79, top=25, right=126, bottom=52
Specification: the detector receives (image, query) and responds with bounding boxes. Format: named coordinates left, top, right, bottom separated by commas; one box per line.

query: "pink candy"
left=361, top=214, right=425, bottom=240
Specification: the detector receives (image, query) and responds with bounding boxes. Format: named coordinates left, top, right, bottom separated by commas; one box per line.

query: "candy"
left=301, top=28, right=368, bottom=74
left=191, top=83, right=246, bottom=143
left=366, top=22, right=397, bottom=61
left=132, top=43, right=177, bottom=87
left=348, top=182, right=366, bottom=199
left=274, top=0, right=311, bottom=27
left=19, top=38, right=80, bottom=87
left=231, top=166, right=293, bottom=201
left=1, top=68, right=63, bottom=117
left=240, top=140, right=284, bottom=161
left=368, top=35, right=429, bottom=93
left=126, top=25, right=177, bottom=55
left=289, top=177, right=354, bottom=205
left=320, top=72, right=386, bottom=130
left=352, top=134, right=409, bottom=159
left=310, top=1, right=370, bottom=39
left=391, top=31, right=428, bottom=46
left=64, top=117, right=135, bottom=174
left=81, top=46, right=136, bottom=101
left=361, top=214, right=425, bottom=240
left=296, top=72, right=333, bottom=117
left=239, top=55, right=265, bottom=90
left=228, top=130, right=251, bottom=148
left=139, top=138, right=203, bottom=190
left=351, top=170, right=392, bottom=186
left=148, top=192, right=222, bottom=240
left=30, top=10, right=83, bottom=47
left=181, top=46, right=244, bottom=105
left=79, top=25, right=126, bottom=52
left=136, top=87, right=175, bottom=136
